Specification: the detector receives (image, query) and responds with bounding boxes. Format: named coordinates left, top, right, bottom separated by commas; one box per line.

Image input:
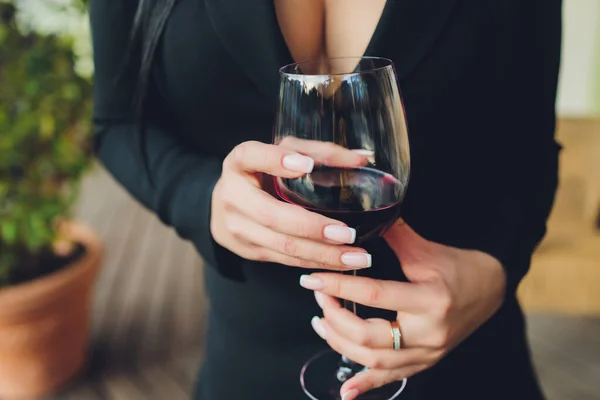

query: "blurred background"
left=1, top=0, right=599, bottom=399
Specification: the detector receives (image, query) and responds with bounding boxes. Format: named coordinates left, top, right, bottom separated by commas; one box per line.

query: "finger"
left=315, top=292, right=397, bottom=349
left=232, top=240, right=328, bottom=270
left=315, top=292, right=442, bottom=350
left=227, top=227, right=333, bottom=270
left=278, top=137, right=372, bottom=168
left=226, top=213, right=371, bottom=270
left=241, top=245, right=338, bottom=270
left=225, top=140, right=315, bottom=177
left=313, top=317, right=431, bottom=370
left=340, top=365, right=426, bottom=400
left=232, top=185, right=356, bottom=244
left=307, top=272, right=429, bottom=312
left=383, top=219, right=430, bottom=261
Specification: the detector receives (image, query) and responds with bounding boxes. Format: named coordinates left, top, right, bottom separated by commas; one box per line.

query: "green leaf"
left=25, top=213, right=46, bottom=251
left=1, top=221, right=17, bottom=245
left=0, top=181, right=8, bottom=198
left=62, top=83, right=81, bottom=100
left=0, top=0, right=93, bottom=283
left=25, top=81, right=40, bottom=96
left=40, top=114, right=56, bottom=138
left=0, top=25, right=7, bottom=44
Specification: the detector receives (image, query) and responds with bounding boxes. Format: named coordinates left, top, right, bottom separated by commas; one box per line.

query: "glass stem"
left=336, top=269, right=363, bottom=383
left=342, top=269, right=358, bottom=314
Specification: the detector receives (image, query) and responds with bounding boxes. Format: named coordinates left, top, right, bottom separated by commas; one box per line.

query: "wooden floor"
left=46, top=119, right=600, bottom=399
left=519, top=118, right=600, bottom=314
left=48, top=168, right=206, bottom=400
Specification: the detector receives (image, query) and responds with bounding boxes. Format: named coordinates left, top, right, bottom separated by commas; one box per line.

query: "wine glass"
left=273, top=57, right=410, bottom=399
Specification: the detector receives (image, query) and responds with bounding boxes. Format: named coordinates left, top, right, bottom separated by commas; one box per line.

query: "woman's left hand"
left=299, top=220, right=507, bottom=400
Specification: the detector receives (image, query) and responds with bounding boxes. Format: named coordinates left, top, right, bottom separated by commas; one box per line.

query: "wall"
left=557, top=0, right=600, bottom=117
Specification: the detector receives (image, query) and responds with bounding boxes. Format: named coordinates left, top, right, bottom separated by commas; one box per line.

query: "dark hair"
left=129, top=0, right=177, bottom=114
left=126, top=0, right=178, bottom=183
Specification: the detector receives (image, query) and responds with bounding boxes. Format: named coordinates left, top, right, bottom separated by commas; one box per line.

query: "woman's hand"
left=211, top=139, right=373, bottom=271
left=299, top=220, right=507, bottom=399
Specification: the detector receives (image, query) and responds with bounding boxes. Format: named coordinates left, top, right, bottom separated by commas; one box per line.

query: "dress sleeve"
left=453, top=0, right=562, bottom=295
left=89, top=0, right=245, bottom=281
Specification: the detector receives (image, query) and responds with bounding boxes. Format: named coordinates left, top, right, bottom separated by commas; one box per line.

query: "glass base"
left=300, top=349, right=407, bottom=400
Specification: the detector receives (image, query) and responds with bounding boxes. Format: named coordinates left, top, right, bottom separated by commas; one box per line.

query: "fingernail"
left=283, top=154, right=314, bottom=173
left=311, top=316, right=327, bottom=340
left=314, top=291, right=326, bottom=308
left=342, top=388, right=360, bottom=400
left=341, top=252, right=372, bottom=268
left=300, top=275, right=324, bottom=290
left=352, top=149, right=374, bottom=156
left=324, top=225, right=356, bottom=244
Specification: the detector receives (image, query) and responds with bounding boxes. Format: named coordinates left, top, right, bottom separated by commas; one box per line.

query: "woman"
left=89, top=0, right=561, bottom=399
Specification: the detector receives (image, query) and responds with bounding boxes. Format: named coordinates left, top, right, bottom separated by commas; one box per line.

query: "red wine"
left=275, top=167, right=404, bottom=243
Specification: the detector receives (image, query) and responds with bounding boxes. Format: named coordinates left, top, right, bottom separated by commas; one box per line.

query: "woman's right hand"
left=210, top=140, right=372, bottom=271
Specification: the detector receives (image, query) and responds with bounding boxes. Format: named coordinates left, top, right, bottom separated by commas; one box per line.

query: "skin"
left=303, top=220, right=507, bottom=399
left=324, top=0, right=387, bottom=70
left=275, top=0, right=386, bottom=66
left=211, top=140, right=373, bottom=271
left=211, top=2, right=508, bottom=397
left=275, top=0, right=324, bottom=73
left=210, top=141, right=507, bottom=398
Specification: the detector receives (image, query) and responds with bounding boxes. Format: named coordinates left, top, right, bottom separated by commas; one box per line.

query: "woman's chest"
left=154, top=0, right=494, bottom=149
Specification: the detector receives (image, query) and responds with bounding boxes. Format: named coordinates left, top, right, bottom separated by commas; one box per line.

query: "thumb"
left=383, top=219, right=428, bottom=261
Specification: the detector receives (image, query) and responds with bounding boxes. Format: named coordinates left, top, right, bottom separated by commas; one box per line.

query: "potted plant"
left=0, top=2, right=102, bottom=398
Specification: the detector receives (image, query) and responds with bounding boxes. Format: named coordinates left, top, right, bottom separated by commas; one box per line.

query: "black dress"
left=89, top=0, right=561, bottom=398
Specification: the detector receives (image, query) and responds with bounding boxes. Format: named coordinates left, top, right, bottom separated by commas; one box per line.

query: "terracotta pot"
left=0, top=221, right=103, bottom=399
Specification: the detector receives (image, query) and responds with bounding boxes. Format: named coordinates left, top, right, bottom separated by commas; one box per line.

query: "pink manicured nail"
left=282, top=154, right=314, bottom=173
left=311, top=316, right=327, bottom=340
left=341, top=252, right=372, bottom=268
left=324, top=225, right=356, bottom=244
left=300, top=275, right=324, bottom=290
left=351, top=149, right=374, bottom=156
left=314, top=291, right=326, bottom=308
left=342, top=389, right=360, bottom=400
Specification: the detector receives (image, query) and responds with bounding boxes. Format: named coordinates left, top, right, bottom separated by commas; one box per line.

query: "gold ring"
left=390, top=320, right=402, bottom=350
